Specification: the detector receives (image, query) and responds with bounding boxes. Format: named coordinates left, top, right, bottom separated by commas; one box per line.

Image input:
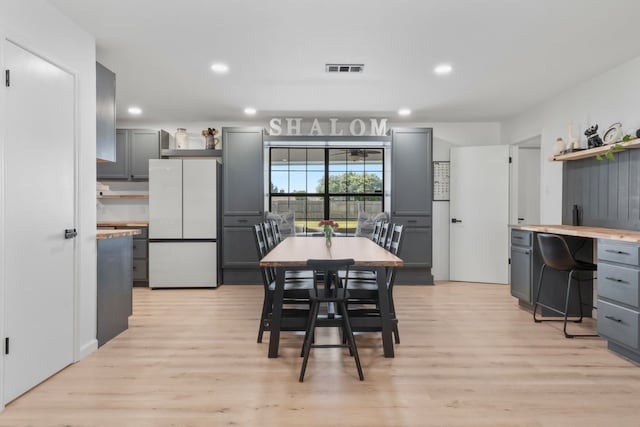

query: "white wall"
left=0, top=0, right=97, bottom=385
left=502, top=55, right=640, bottom=223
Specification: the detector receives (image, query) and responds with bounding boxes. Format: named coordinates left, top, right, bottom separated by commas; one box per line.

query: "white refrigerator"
left=148, top=158, right=219, bottom=288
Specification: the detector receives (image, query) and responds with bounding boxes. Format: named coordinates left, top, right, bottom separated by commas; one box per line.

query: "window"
left=269, top=147, right=384, bottom=234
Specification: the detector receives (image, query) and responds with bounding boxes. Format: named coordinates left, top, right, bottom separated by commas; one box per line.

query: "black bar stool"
left=533, top=233, right=598, bottom=338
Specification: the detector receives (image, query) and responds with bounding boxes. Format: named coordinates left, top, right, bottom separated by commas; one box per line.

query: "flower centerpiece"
left=319, top=219, right=339, bottom=246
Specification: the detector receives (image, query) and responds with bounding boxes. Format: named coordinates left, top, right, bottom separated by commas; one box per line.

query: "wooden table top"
left=96, top=229, right=142, bottom=240
left=260, top=236, right=404, bottom=267
left=512, top=224, right=640, bottom=243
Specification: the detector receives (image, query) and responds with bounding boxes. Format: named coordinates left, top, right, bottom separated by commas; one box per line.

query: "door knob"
left=451, top=218, right=462, bottom=223
left=64, top=228, right=78, bottom=239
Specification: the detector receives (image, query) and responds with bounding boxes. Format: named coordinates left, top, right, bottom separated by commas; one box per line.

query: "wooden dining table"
left=259, top=236, right=404, bottom=358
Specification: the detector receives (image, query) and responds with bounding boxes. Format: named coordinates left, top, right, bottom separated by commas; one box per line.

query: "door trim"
left=0, top=36, right=80, bottom=409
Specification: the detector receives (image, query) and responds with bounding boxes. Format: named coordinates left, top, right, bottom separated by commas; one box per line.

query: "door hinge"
left=508, top=258, right=511, bottom=265
left=509, top=156, right=512, bottom=163
left=5, top=69, right=10, bottom=87
left=4, top=337, right=8, bottom=355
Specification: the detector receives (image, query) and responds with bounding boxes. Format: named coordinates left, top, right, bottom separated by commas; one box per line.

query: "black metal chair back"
left=271, top=220, right=282, bottom=243
left=263, top=221, right=276, bottom=250
left=377, top=222, right=389, bottom=247
left=387, top=224, right=404, bottom=255
left=371, top=220, right=383, bottom=242
left=306, top=258, right=355, bottom=292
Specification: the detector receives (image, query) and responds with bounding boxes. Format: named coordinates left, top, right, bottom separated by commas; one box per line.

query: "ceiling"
left=51, top=0, right=640, bottom=124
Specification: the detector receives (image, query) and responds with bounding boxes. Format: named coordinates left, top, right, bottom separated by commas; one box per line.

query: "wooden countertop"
left=97, top=221, right=149, bottom=227
left=260, top=236, right=403, bottom=267
left=96, top=229, right=142, bottom=240
left=511, top=224, right=640, bottom=243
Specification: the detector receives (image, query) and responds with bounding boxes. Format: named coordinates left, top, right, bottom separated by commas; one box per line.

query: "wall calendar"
left=433, top=161, right=450, bottom=201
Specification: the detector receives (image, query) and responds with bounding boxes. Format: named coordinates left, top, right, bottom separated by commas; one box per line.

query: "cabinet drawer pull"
left=605, top=276, right=628, bottom=284
left=605, top=315, right=623, bottom=323
left=513, top=236, right=523, bottom=240
left=408, top=220, right=417, bottom=223
left=237, top=219, right=248, bottom=223
left=605, top=249, right=630, bottom=255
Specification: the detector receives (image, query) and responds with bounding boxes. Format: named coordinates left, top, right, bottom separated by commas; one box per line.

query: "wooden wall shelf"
left=553, top=138, right=640, bottom=161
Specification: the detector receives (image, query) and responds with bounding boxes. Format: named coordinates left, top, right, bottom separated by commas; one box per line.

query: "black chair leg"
left=257, top=292, right=271, bottom=343
left=300, top=301, right=320, bottom=382
left=339, top=301, right=364, bottom=381
left=575, top=277, right=585, bottom=323
left=563, top=272, right=574, bottom=338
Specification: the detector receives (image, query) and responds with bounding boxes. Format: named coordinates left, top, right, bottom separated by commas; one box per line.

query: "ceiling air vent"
left=325, top=64, right=364, bottom=73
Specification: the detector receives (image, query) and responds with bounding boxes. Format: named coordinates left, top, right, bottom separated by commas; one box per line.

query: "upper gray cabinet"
left=96, top=62, right=116, bottom=162
left=391, top=128, right=433, bottom=216
left=97, top=129, right=159, bottom=180
left=222, top=127, right=264, bottom=216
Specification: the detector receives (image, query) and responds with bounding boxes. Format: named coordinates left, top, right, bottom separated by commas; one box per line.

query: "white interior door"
left=450, top=146, right=510, bottom=284
left=3, top=41, right=75, bottom=403
left=517, top=147, right=541, bottom=225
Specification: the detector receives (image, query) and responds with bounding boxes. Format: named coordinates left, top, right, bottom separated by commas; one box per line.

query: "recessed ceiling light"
left=211, top=63, right=229, bottom=74
left=398, top=108, right=411, bottom=116
left=244, top=107, right=257, bottom=115
left=434, top=63, right=453, bottom=75
left=128, top=106, right=142, bottom=115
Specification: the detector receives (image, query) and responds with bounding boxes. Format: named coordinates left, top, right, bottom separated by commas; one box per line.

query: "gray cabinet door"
left=97, top=129, right=128, bottom=179
left=129, top=129, right=159, bottom=179
left=96, top=62, right=116, bottom=162
left=510, top=246, right=532, bottom=303
left=391, top=128, right=433, bottom=216
left=223, top=127, right=264, bottom=216
left=222, top=227, right=259, bottom=268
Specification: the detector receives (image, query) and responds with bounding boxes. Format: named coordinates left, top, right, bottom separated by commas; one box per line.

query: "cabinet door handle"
left=604, top=315, right=622, bottom=323
left=605, top=276, right=628, bottom=284
left=605, top=249, right=630, bottom=255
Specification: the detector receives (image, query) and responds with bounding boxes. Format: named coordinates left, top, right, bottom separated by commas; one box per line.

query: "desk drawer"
left=598, top=241, right=640, bottom=266
left=597, top=300, right=640, bottom=350
left=511, top=230, right=532, bottom=247
left=598, top=263, right=640, bottom=308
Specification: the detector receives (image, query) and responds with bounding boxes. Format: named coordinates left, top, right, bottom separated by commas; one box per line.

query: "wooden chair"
left=254, top=224, right=313, bottom=343
left=533, top=233, right=598, bottom=338
left=300, top=258, right=364, bottom=382
left=347, top=224, right=404, bottom=343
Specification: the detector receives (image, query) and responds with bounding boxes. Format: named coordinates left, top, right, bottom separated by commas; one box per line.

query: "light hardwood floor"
left=1, top=282, right=639, bottom=427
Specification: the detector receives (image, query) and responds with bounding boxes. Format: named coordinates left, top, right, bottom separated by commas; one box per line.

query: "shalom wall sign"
left=268, top=117, right=389, bottom=137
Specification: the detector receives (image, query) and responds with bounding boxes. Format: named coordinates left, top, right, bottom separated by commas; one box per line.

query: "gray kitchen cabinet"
left=97, top=129, right=159, bottom=180
left=223, top=127, right=264, bottom=216
left=391, top=128, right=433, bottom=216
left=97, top=129, right=128, bottom=179
left=96, top=62, right=116, bottom=162
left=391, top=128, right=433, bottom=284
left=222, top=127, right=264, bottom=285
left=97, top=235, right=133, bottom=346
left=510, top=229, right=533, bottom=303
left=597, top=239, right=640, bottom=363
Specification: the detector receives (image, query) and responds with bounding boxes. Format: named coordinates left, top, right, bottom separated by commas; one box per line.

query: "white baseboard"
left=78, top=339, right=98, bottom=360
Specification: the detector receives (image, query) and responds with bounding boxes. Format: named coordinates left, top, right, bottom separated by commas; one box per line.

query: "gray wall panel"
left=563, top=152, right=640, bottom=230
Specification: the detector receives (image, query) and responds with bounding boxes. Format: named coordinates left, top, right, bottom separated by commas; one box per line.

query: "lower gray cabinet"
left=510, top=230, right=533, bottom=303
left=597, top=239, right=640, bottom=363
left=222, top=223, right=262, bottom=285
left=97, top=236, right=132, bottom=346
left=392, top=217, right=433, bottom=285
